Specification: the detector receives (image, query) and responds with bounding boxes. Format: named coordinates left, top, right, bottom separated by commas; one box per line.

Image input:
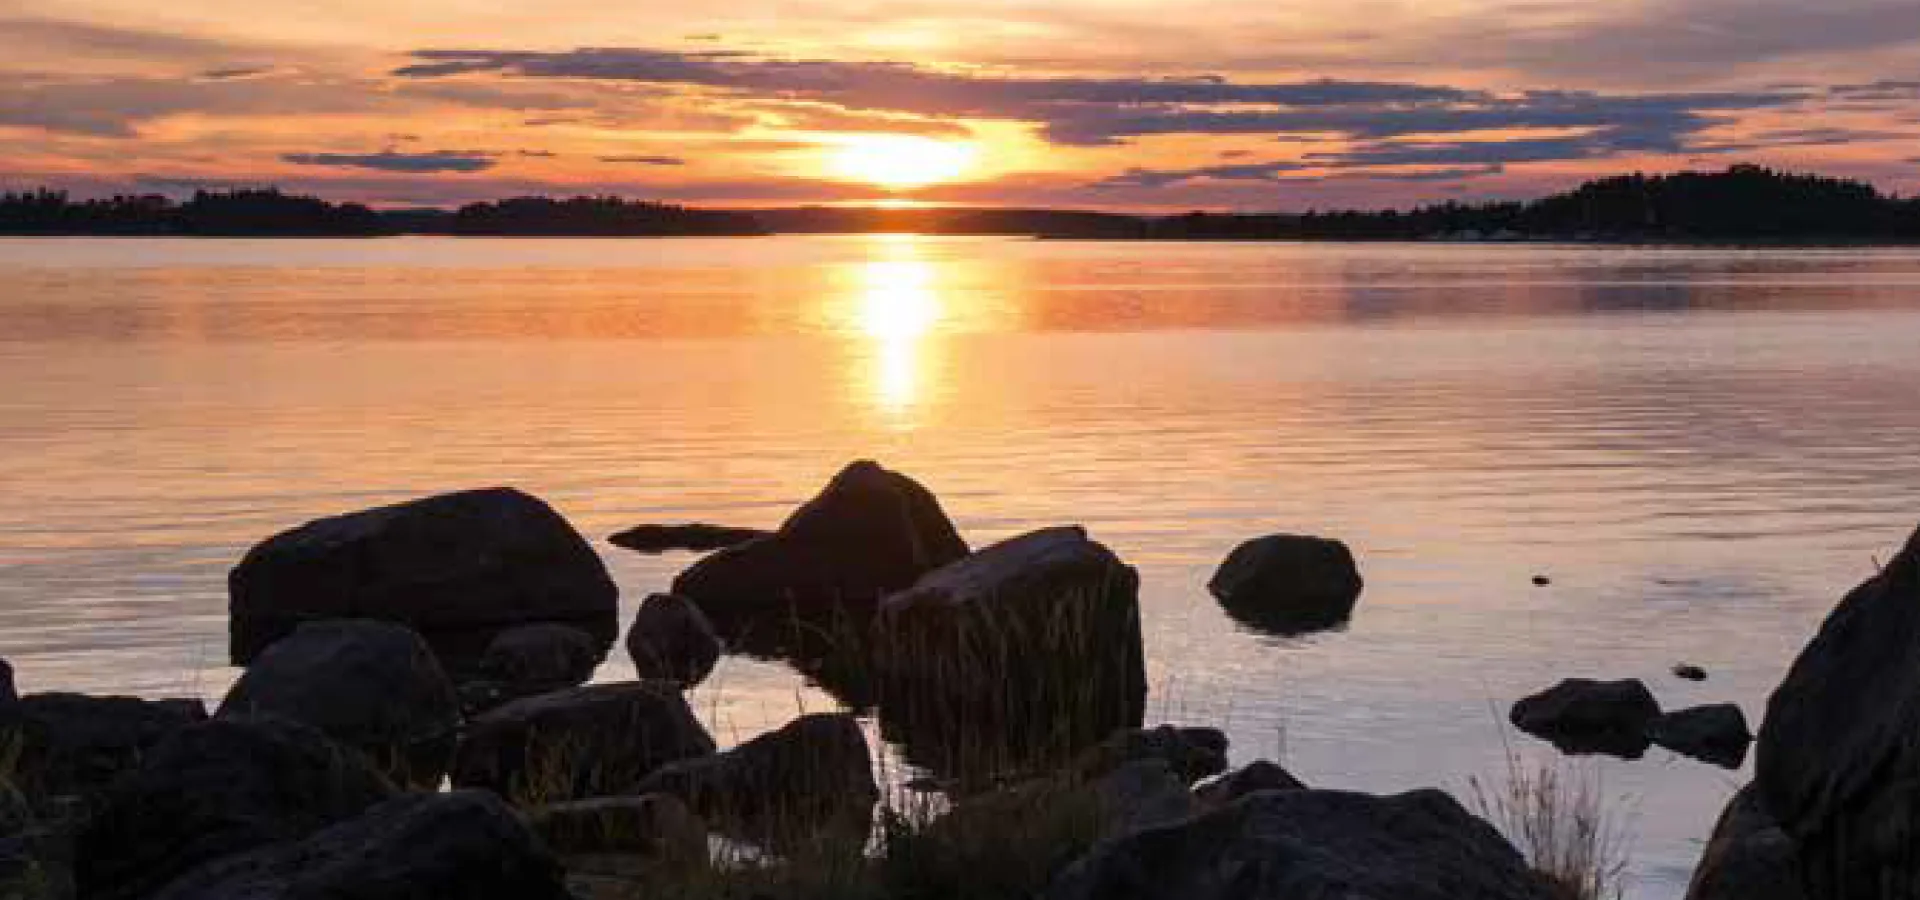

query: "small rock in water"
left=1674, top=663, right=1709, bottom=682
left=1532, top=575, right=1552, bottom=586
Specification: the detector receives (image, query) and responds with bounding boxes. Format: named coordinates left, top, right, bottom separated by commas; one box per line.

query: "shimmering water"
left=5, top=235, right=1920, bottom=896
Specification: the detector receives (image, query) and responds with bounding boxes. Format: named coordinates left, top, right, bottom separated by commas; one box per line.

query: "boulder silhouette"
left=1208, top=535, right=1363, bottom=636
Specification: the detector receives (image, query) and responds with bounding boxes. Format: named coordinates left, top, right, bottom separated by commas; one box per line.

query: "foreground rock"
left=1755, top=523, right=1920, bottom=897
left=1509, top=678, right=1659, bottom=759
left=1648, top=703, right=1752, bottom=769
left=609, top=523, right=768, bottom=554
left=876, top=527, right=1147, bottom=775
left=462, top=622, right=605, bottom=711
left=1685, top=786, right=1804, bottom=900
left=1047, top=788, right=1555, bottom=900
left=636, top=712, right=876, bottom=843
left=672, top=461, right=968, bottom=620
left=228, top=487, right=618, bottom=674
left=528, top=793, right=706, bottom=860
left=1070, top=725, right=1229, bottom=787
left=452, top=682, right=714, bottom=804
left=0, top=692, right=206, bottom=801
left=75, top=717, right=397, bottom=900
left=151, top=791, right=570, bottom=900
left=1194, top=760, right=1307, bottom=808
left=218, top=620, right=460, bottom=788
left=1207, top=534, right=1364, bottom=636
left=626, top=593, right=721, bottom=688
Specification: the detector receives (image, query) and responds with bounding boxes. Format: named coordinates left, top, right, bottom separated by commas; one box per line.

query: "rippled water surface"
left=6, top=235, right=1920, bottom=897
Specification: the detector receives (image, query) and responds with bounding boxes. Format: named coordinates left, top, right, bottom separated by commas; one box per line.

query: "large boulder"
left=626, top=593, right=721, bottom=688
left=218, top=619, right=461, bottom=788
left=1756, top=524, right=1920, bottom=897
left=635, top=712, right=876, bottom=843
left=1685, top=785, right=1805, bottom=900
left=0, top=692, right=206, bottom=802
left=672, top=461, right=968, bottom=620
left=1509, top=678, right=1659, bottom=759
left=875, top=527, right=1147, bottom=776
left=149, top=791, right=570, bottom=900
left=74, top=717, right=397, bottom=900
left=228, top=487, right=617, bottom=674
left=451, top=682, right=714, bottom=804
left=1648, top=703, right=1752, bottom=770
left=1207, top=535, right=1364, bottom=636
left=1046, top=788, right=1556, bottom=900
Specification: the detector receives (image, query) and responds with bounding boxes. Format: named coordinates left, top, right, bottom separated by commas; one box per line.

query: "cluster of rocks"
left=1509, top=677, right=1753, bottom=768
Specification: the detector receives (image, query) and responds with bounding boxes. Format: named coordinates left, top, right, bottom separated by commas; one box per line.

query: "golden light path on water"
left=850, top=235, right=944, bottom=417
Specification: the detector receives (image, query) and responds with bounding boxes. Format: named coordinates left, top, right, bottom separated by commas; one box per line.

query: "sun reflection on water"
left=852, top=237, right=944, bottom=417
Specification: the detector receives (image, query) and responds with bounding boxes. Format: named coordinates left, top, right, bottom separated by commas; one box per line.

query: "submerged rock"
left=75, top=717, right=397, bottom=900
left=635, top=712, right=876, bottom=843
left=626, top=593, right=721, bottom=688
left=150, top=791, right=570, bottom=900
left=228, top=487, right=618, bottom=674
left=1756, top=523, right=1920, bottom=897
left=672, top=461, right=968, bottom=619
left=451, top=682, right=714, bottom=804
left=218, top=619, right=460, bottom=788
left=1648, top=703, right=1752, bottom=769
left=609, top=523, right=769, bottom=554
left=1673, top=662, right=1709, bottom=682
left=1509, top=678, right=1659, bottom=759
left=1046, top=788, right=1555, bottom=900
left=0, top=692, right=206, bottom=802
left=1207, top=534, right=1363, bottom=636
left=1685, top=785, right=1804, bottom=900
left=876, top=526, right=1147, bottom=776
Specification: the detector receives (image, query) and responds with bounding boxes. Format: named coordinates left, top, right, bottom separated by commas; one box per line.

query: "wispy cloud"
left=598, top=155, right=685, bottom=165
left=281, top=149, right=497, bottom=173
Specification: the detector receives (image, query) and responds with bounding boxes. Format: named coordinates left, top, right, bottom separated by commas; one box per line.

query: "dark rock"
left=477, top=622, right=603, bottom=699
left=1648, top=703, right=1752, bottom=769
left=150, top=791, right=570, bottom=900
left=0, top=692, right=206, bottom=801
left=1072, top=725, right=1230, bottom=787
left=527, top=793, right=706, bottom=861
left=1046, top=787, right=1555, bottom=900
left=626, top=593, right=721, bottom=688
left=672, top=461, right=968, bottom=619
left=1532, top=575, right=1551, bottom=587
left=218, top=619, right=460, bottom=788
left=74, top=716, right=396, bottom=900
left=1207, top=535, right=1364, bottom=636
left=1685, top=785, right=1804, bottom=900
left=1195, top=760, right=1307, bottom=808
left=0, top=659, right=14, bottom=706
left=609, top=523, right=769, bottom=554
left=228, top=487, right=617, bottom=674
left=1510, top=678, right=1660, bottom=759
left=636, top=712, right=876, bottom=843
left=1674, top=663, right=1709, bottom=682
left=876, top=527, right=1147, bottom=777
left=451, top=682, right=714, bottom=804
left=1756, top=524, right=1920, bottom=897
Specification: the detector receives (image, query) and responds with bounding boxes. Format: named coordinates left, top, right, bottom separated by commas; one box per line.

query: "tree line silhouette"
left=4, top=167, right=1917, bottom=240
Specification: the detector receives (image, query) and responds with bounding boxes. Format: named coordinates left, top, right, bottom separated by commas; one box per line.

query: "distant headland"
left=4, top=165, right=1918, bottom=242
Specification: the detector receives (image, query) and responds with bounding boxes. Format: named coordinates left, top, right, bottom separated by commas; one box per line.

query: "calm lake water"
left=6, top=235, right=1920, bottom=896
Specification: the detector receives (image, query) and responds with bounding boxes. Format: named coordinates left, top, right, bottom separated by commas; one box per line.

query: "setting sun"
left=830, top=135, right=978, bottom=190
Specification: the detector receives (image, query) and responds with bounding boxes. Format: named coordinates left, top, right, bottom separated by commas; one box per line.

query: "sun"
left=830, top=135, right=978, bottom=190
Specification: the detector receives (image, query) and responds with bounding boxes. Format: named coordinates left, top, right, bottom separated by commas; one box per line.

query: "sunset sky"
left=4, top=0, right=1918, bottom=210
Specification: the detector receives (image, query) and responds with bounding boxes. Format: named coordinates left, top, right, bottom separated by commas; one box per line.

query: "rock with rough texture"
left=452, top=682, right=714, bottom=804
left=1195, top=760, right=1307, bottom=808
left=609, top=523, right=769, bottom=554
left=626, top=593, right=721, bottom=688
left=1072, top=725, right=1230, bottom=787
left=1756, top=523, right=1920, bottom=898
left=1509, top=678, right=1659, bottom=759
left=876, top=527, right=1147, bottom=776
left=1046, top=788, right=1555, bottom=900
left=228, top=487, right=618, bottom=674
left=1685, top=786, right=1805, bottom=900
left=1207, top=535, right=1364, bottom=636
left=471, top=622, right=604, bottom=709
left=528, top=793, right=706, bottom=861
left=74, top=716, right=397, bottom=900
left=636, top=712, right=876, bottom=842
left=1648, top=703, right=1752, bottom=769
left=150, top=791, right=571, bottom=900
left=0, top=692, right=207, bottom=801
left=218, top=619, right=461, bottom=788
left=672, top=461, right=968, bottom=619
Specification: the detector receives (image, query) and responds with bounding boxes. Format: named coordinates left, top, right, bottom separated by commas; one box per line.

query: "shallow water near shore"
left=6, top=235, right=1920, bottom=897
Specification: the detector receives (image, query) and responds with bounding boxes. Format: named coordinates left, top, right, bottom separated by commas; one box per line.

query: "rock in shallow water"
left=1208, top=534, right=1363, bottom=636
left=218, top=619, right=460, bottom=789
left=1648, top=703, right=1752, bottom=769
left=1509, top=677, right=1659, bottom=759
left=451, top=682, right=714, bottom=805
left=626, top=593, right=721, bottom=688
left=228, top=487, right=618, bottom=675
left=609, top=523, right=768, bottom=554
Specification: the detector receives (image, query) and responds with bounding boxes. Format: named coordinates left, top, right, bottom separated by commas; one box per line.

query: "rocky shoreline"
left=0, top=460, right=1912, bottom=898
